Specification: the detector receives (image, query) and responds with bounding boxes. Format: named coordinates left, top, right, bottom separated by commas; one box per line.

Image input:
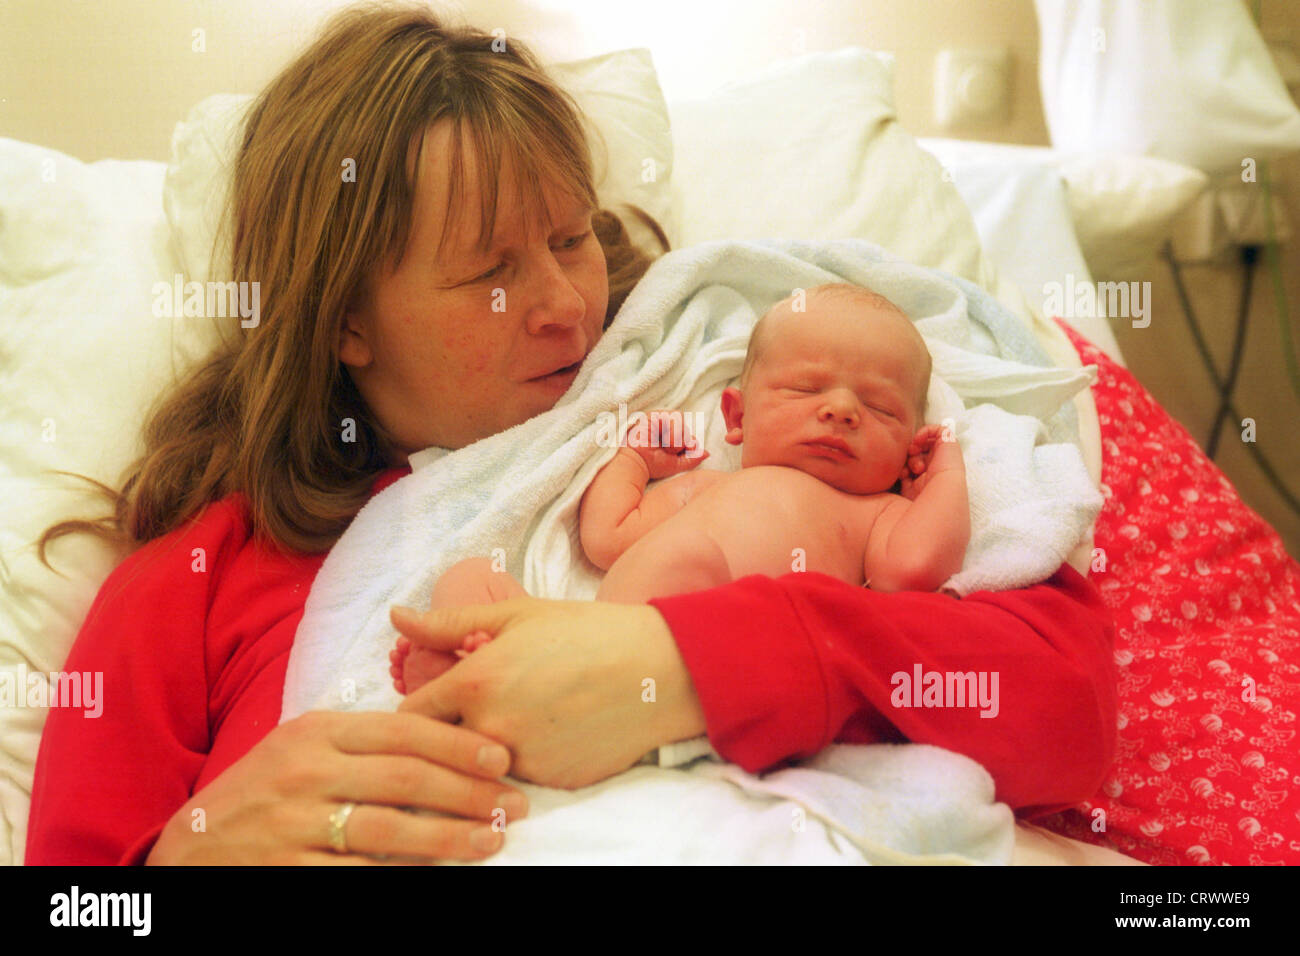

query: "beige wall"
left=0, top=0, right=1048, bottom=162
left=3, top=0, right=1298, bottom=556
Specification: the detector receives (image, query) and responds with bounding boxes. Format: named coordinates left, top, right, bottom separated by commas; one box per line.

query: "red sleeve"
left=649, top=565, right=1118, bottom=815
left=25, top=467, right=410, bottom=866
left=24, top=499, right=251, bottom=866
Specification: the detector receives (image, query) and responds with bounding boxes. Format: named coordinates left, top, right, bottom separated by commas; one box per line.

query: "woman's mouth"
left=528, top=360, right=583, bottom=392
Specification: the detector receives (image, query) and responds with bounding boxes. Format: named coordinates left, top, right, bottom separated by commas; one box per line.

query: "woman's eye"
left=555, top=231, right=591, bottom=251
left=467, top=263, right=503, bottom=283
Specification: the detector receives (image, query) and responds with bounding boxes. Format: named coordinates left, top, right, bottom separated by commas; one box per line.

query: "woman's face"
left=340, top=123, right=609, bottom=460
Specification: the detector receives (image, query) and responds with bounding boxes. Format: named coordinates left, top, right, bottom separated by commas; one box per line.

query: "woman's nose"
left=818, top=392, right=860, bottom=427
left=523, top=253, right=586, bottom=335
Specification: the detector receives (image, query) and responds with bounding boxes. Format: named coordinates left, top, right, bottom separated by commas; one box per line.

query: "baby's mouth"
left=803, top=437, right=856, bottom=460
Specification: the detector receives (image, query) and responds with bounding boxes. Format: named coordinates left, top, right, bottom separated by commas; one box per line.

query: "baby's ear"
left=720, top=387, right=745, bottom=445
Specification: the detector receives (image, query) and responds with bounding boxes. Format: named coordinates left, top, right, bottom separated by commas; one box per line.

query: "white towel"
left=281, top=238, right=1100, bottom=864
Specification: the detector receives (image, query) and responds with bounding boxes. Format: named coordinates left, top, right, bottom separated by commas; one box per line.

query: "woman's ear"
left=720, top=387, right=745, bottom=445
left=338, top=308, right=374, bottom=369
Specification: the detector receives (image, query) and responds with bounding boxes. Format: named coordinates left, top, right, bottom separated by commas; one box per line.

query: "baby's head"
left=720, top=283, right=931, bottom=495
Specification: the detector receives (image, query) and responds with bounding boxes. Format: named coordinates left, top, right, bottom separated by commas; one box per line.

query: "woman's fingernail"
left=497, top=791, right=529, bottom=820
left=477, top=745, right=510, bottom=775
left=470, top=827, right=502, bottom=853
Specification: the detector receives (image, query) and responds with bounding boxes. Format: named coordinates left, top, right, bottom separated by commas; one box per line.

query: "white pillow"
left=920, top=136, right=1207, bottom=286
left=1057, top=152, right=1208, bottom=278
left=549, top=49, right=675, bottom=247
left=0, top=140, right=225, bottom=867
left=1036, top=0, right=1300, bottom=176
left=165, top=48, right=676, bottom=284
left=667, top=48, right=996, bottom=289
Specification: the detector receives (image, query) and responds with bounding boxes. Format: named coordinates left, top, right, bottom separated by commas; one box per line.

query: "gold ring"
left=328, top=802, right=357, bottom=854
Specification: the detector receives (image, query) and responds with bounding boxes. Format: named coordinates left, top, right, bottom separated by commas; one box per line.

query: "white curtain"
left=1035, top=0, right=1300, bottom=174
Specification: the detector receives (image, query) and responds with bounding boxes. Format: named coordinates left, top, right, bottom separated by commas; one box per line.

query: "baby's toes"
left=390, top=638, right=410, bottom=666
left=390, top=640, right=411, bottom=692
left=462, top=630, right=494, bottom=653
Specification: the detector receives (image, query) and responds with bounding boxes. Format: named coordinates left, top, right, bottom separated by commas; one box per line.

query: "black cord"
left=1205, top=244, right=1258, bottom=458
left=1162, top=242, right=1300, bottom=518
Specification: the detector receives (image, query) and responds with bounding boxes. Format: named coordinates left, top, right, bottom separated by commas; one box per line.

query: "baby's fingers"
left=646, top=411, right=692, bottom=452
left=680, top=446, right=708, bottom=467
left=650, top=444, right=707, bottom=475
left=914, top=425, right=942, bottom=446
left=681, top=433, right=708, bottom=459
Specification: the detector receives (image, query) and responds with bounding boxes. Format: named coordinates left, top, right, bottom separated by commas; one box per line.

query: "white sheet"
left=917, top=137, right=1123, bottom=365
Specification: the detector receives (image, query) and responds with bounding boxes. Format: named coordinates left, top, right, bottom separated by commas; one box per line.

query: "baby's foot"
left=389, top=636, right=458, bottom=696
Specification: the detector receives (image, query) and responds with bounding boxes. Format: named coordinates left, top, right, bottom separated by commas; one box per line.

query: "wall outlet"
left=1217, top=183, right=1292, bottom=245
left=1171, top=179, right=1291, bottom=262
left=934, top=48, right=1010, bottom=127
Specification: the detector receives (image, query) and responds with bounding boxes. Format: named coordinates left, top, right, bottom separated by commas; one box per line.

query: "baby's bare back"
left=595, top=465, right=889, bottom=604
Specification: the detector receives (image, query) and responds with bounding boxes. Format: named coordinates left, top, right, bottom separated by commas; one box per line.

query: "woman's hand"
left=391, top=599, right=708, bottom=790
left=145, top=710, right=528, bottom=865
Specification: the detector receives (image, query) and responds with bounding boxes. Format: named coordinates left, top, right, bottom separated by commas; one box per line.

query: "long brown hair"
left=37, top=3, right=667, bottom=567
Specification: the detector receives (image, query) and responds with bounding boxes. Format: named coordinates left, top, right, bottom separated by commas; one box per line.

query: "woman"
left=25, top=4, right=1116, bottom=865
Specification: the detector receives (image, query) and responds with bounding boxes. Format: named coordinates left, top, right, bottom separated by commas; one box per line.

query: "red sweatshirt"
left=651, top=567, right=1117, bottom=813
left=25, top=470, right=1117, bottom=865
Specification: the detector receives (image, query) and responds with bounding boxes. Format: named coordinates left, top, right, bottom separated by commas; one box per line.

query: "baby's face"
left=722, top=297, right=928, bottom=495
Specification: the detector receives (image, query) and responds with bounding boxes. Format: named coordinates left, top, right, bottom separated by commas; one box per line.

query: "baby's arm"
left=579, top=413, right=717, bottom=570
left=863, top=426, right=970, bottom=593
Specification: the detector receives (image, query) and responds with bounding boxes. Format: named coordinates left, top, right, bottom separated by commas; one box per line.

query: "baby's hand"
left=899, top=424, right=964, bottom=500
left=624, top=410, right=709, bottom=479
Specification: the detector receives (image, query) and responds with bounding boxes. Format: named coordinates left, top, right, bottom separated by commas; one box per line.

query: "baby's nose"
left=818, top=394, right=860, bottom=426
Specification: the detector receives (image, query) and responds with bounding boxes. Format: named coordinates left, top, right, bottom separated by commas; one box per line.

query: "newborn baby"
left=391, top=282, right=970, bottom=694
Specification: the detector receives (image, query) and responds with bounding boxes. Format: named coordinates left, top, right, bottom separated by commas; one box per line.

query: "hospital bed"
left=2, top=39, right=1297, bottom=867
